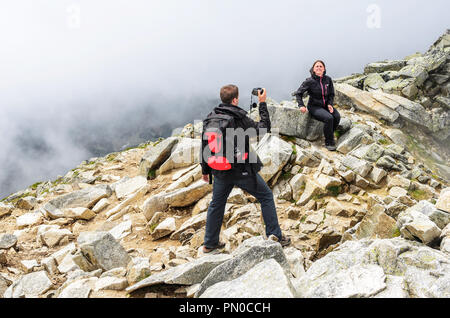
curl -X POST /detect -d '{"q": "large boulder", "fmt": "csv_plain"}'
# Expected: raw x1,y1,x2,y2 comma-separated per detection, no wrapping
336,127,373,154
296,238,450,298
196,236,290,297
199,259,297,298
164,179,212,208
157,138,201,174
264,103,324,141
397,208,442,246
335,83,400,123
139,137,179,177
126,253,231,294
255,134,293,182
4,271,53,298
436,188,450,213
43,184,112,214
74,232,131,272
364,60,407,74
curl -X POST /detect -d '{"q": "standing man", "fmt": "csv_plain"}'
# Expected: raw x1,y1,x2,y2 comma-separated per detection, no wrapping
200,84,290,253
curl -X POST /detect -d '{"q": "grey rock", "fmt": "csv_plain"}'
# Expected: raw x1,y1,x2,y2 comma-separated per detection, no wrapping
196,236,290,297
76,232,131,271
364,60,407,73
158,138,201,174
4,271,53,298
337,127,373,154
341,155,372,178
139,137,179,177
408,200,450,230
376,156,402,171
58,277,98,298
200,259,297,298
397,208,442,245
0,234,17,250
44,184,112,211
126,253,231,294
255,134,293,182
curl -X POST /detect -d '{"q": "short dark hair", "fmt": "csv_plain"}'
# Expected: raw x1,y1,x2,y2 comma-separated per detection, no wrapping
220,85,239,104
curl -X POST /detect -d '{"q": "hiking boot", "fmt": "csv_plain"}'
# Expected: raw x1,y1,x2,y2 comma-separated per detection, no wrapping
280,235,291,247
325,144,337,151
268,234,291,247
202,242,226,254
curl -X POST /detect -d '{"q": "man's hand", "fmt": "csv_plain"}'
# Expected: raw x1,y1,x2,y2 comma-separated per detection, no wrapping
257,88,267,103
328,105,334,113
202,174,209,183
300,106,307,113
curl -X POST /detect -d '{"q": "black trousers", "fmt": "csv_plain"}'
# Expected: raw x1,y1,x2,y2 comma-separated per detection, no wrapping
308,106,341,144
204,172,282,249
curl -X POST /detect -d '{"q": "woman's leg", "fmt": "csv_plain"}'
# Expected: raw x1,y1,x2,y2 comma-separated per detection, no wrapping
331,107,341,139
308,107,335,145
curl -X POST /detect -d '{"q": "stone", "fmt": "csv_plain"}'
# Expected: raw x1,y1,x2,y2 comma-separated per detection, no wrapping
92,198,110,213
39,228,74,248
227,188,247,204
389,187,408,198
170,212,207,240
369,167,387,184
384,129,407,146
289,174,307,202
397,209,441,245
151,217,176,240
126,254,231,294
387,175,411,189
4,271,53,298
114,176,148,200
354,204,398,240
355,175,370,189
164,179,212,208
284,247,306,278
196,237,291,297
41,257,58,276
16,196,37,210
76,232,131,271
44,184,112,211
364,60,406,73
337,127,373,154
297,180,325,206
20,260,39,273
363,73,386,91
0,234,17,250
0,203,13,218
350,143,384,162
58,277,98,298
127,257,151,285
199,259,297,298
158,138,201,174
141,192,168,221
16,212,43,228
108,220,132,240
334,83,400,123
341,155,372,178
407,200,450,230
94,276,128,291
255,134,293,182
139,137,179,177
296,238,450,298
264,103,324,140
62,207,96,220
436,188,450,213
376,156,401,171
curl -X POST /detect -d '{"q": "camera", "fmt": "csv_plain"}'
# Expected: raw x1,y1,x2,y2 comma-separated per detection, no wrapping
251,88,264,96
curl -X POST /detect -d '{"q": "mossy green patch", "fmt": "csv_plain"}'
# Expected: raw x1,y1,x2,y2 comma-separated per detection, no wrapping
147,169,157,180
408,189,429,201
327,185,341,197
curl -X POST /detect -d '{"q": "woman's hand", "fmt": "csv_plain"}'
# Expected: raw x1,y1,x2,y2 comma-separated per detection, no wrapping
328,105,334,113
300,106,307,113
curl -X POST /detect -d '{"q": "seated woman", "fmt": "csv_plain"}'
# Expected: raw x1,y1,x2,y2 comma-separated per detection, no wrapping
294,60,341,151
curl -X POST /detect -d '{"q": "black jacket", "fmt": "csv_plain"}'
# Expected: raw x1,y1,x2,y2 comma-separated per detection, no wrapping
200,102,270,178
294,70,335,109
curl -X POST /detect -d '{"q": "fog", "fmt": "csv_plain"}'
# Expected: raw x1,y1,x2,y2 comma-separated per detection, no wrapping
0,0,449,198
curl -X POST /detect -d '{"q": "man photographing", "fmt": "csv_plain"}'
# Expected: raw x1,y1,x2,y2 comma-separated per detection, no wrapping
200,84,290,253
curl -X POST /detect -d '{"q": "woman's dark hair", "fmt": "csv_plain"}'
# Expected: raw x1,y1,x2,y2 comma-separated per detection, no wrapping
310,60,326,76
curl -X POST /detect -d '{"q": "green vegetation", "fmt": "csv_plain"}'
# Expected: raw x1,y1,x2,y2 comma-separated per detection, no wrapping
300,215,307,223
147,169,156,180
334,130,341,139
30,182,43,190
392,227,401,238
327,185,341,197
408,189,429,201
378,138,390,145
291,144,297,156
106,153,118,162
281,171,293,181
148,223,158,233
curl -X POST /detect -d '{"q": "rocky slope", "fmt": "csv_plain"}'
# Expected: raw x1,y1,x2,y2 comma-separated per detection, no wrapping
1,31,450,298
